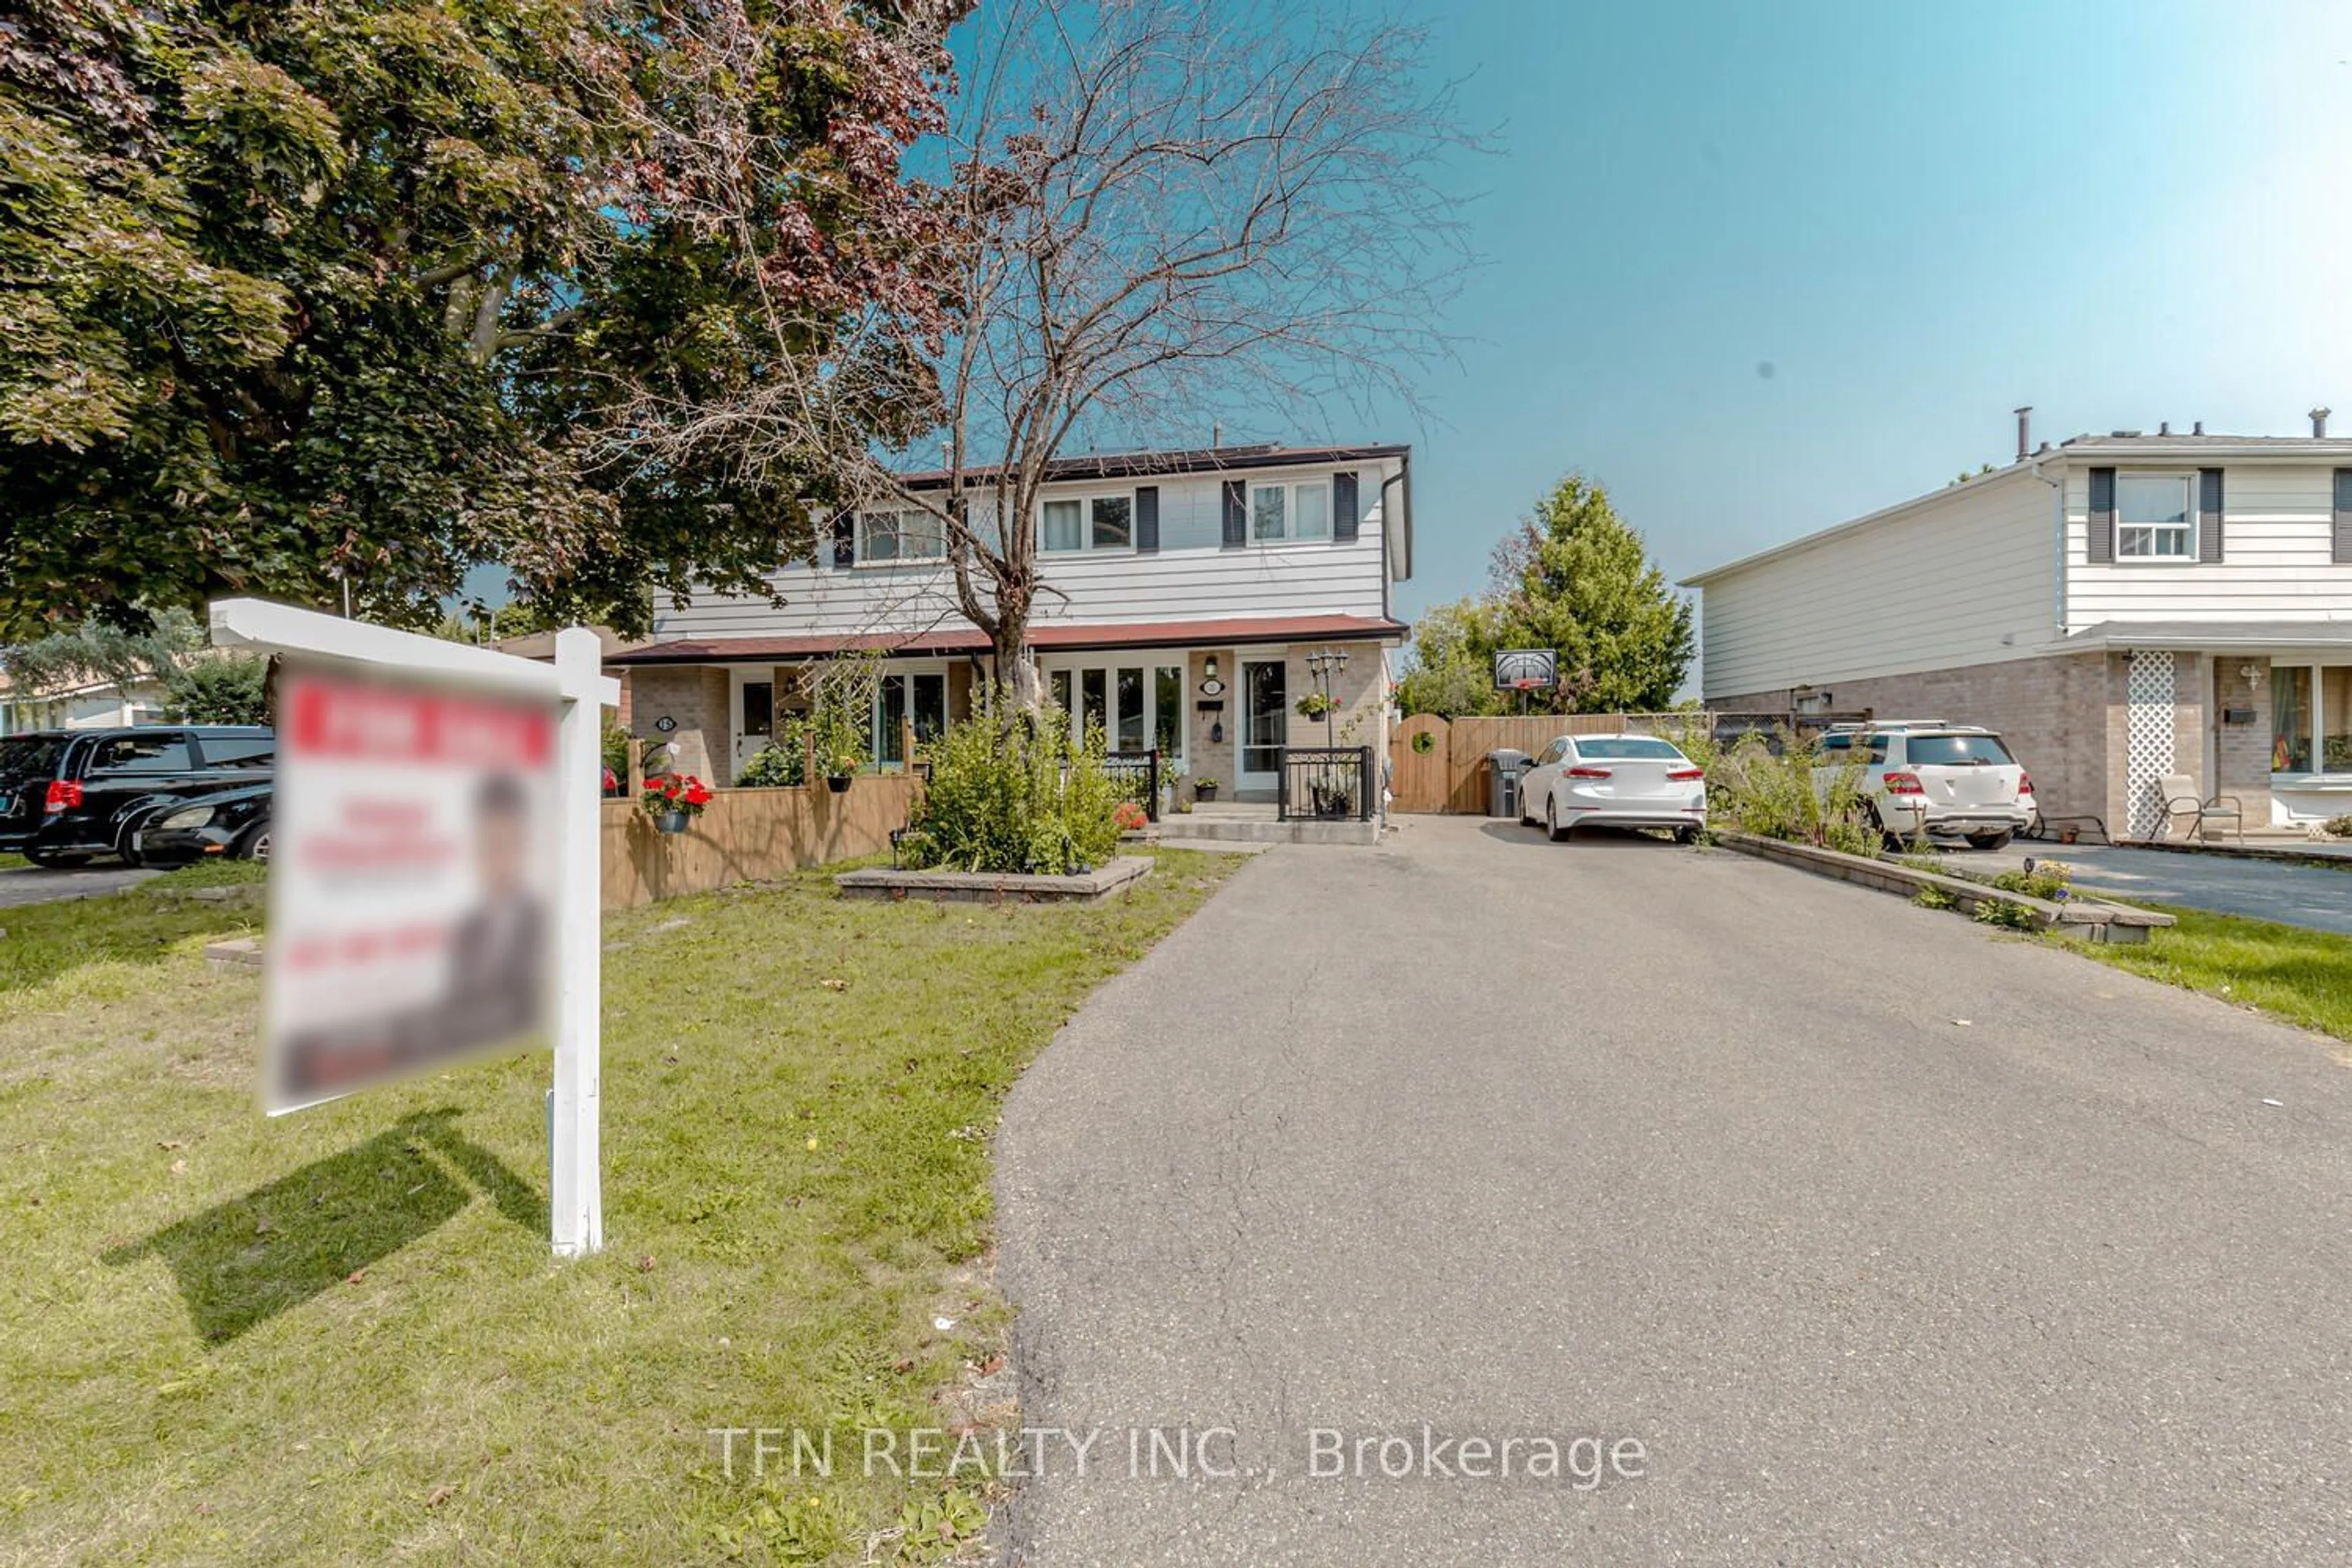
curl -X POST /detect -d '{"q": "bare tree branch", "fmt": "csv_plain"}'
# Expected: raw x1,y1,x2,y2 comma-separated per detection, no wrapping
600,0,1480,705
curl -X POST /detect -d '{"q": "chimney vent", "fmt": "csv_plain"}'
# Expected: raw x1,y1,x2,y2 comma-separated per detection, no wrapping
1211,423,1221,450
2014,406,2032,462
2193,420,2204,435
2313,407,2332,439
2158,420,2171,436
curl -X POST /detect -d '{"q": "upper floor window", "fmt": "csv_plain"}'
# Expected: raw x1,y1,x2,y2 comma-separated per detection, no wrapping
1251,480,1331,543
1042,495,1133,552
857,509,945,565
2116,474,2193,560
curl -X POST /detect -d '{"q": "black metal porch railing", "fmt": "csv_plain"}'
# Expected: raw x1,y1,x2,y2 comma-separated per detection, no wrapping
1277,746,1375,822
1104,749,1161,821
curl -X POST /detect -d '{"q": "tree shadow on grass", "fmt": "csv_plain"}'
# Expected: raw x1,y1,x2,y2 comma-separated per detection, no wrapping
102,1107,546,1342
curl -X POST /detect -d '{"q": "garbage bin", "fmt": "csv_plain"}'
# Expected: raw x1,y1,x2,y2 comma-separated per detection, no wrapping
1487,748,1532,818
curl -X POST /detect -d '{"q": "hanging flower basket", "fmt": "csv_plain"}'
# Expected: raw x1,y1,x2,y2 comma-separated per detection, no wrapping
641,772,712,834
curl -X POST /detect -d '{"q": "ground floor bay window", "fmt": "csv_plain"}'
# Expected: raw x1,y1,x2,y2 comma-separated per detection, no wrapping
2269,662,2352,821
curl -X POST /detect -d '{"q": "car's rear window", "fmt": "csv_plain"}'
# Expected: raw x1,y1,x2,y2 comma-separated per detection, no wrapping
1904,734,2015,766
1574,737,1684,761
0,736,64,778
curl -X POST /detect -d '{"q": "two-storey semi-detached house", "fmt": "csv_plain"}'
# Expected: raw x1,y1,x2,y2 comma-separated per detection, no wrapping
1684,418,2352,837
609,443,1414,801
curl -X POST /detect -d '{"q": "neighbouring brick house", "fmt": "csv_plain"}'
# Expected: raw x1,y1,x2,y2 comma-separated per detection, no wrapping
1684,412,2352,837
607,444,1415,805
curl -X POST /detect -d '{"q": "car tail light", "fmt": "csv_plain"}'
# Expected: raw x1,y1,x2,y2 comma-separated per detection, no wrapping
1882,771,1924,795
2018,771,2035,798
1565,766,1613,778
43,779,82,813
1666,767,1704,782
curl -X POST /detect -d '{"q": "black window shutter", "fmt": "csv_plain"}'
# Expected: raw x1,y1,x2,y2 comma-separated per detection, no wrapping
2197,469,2223,563
2335,470,2352,564
830,511,856,569
1135,486,1159,554
2087,467,2116,564
1333,472,1359,542
1221,480,1246,548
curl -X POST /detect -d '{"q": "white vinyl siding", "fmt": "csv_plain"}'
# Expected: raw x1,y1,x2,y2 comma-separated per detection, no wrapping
649,458,1403,641
2067,463,2352,622
1694,469,2058,698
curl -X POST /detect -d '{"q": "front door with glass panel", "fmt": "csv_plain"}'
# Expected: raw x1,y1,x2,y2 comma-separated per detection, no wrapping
1240,658,1286,793
732,673,775,776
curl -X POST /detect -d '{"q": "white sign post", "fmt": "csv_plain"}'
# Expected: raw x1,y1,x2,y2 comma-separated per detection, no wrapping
211,599,619,1258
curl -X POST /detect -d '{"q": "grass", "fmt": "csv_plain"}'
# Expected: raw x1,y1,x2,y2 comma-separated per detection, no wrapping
0,850,1239,1565
2052,902,2352,1048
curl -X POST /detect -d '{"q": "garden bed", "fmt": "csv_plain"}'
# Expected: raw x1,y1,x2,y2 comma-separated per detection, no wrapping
835,854,1154,903
1712,831,2174,943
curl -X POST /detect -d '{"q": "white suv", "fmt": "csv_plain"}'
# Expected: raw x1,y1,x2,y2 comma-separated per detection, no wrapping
1814,722,2037,850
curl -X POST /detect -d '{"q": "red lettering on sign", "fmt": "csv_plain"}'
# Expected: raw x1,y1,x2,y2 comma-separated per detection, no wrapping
286,674,552,766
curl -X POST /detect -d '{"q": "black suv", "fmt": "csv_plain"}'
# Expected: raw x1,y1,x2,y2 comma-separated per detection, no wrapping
0,726,275,867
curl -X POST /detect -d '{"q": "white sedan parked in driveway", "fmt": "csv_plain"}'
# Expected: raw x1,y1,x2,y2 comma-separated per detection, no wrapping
1517,733,1707,843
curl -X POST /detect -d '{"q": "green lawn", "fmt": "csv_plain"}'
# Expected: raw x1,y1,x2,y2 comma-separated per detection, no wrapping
2053,902,2352,1048
0,850,1238,1565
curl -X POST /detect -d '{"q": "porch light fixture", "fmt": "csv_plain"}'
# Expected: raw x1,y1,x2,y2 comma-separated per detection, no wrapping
1203,655,1219,681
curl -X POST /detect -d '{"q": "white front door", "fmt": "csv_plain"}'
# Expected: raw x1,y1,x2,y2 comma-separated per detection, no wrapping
1239,658,1287,794
731,671,775,777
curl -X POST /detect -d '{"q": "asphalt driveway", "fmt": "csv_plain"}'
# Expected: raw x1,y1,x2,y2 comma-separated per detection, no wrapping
1971,841,2352,934
0,862,155,908
994,816,2352,1566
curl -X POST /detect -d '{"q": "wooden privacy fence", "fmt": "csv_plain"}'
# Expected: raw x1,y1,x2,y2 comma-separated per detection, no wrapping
601,777,921,909
1387,712,1707,814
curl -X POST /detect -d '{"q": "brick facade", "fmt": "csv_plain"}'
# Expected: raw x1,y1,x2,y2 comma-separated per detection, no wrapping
629,665,731,782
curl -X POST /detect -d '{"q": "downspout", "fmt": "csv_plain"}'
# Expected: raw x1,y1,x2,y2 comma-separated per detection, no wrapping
1375,459,1412,829
2030,451,2066,637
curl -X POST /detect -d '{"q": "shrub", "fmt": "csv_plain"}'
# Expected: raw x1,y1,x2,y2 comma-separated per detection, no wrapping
736,718,810,788
2324,815,2352,840
1681,724,1877,851
1912,883,1958,911
900,693,1121,875
1989,859,2072,902
1972,898,2038,930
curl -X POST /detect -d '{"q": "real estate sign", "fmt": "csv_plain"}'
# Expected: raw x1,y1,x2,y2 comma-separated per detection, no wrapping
263,662,559,1115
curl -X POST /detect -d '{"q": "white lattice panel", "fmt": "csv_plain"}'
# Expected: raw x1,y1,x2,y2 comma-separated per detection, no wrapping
2124,650,2176,838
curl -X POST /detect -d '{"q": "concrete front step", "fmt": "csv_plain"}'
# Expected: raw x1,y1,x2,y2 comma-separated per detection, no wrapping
1157,814,1381,846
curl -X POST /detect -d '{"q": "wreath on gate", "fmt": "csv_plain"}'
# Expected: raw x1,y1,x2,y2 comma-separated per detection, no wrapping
1411,729,1437,755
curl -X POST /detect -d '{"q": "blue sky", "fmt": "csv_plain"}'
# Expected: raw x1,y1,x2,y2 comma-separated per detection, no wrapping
1359,0,2352,621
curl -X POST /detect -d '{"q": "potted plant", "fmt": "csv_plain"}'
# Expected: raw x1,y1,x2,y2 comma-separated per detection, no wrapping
641,772,712,834
1294,692,1337,720
1309,773,1354,818
1191,775,1219,802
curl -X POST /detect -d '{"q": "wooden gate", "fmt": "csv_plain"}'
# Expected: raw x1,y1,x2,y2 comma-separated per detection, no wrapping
1387,713,1453,813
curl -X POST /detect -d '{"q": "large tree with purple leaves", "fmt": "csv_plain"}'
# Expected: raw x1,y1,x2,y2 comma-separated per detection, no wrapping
0,0,965,637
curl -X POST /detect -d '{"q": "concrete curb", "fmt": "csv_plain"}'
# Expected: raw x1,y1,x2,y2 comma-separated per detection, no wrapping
1711,831,2174,944
834,854,1154,904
